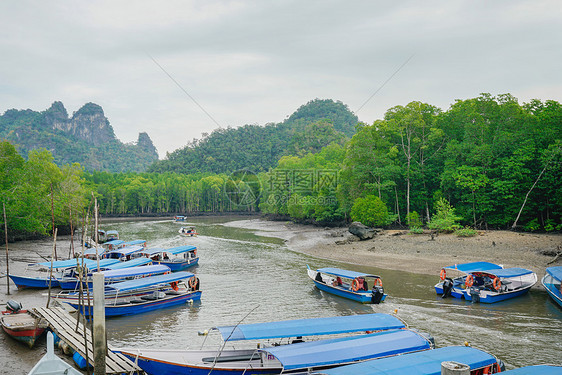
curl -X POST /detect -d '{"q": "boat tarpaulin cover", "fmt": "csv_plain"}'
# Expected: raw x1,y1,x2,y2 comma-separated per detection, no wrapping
315,346,497,375
479,268,534,278
35,258,119,269
106,245,144,256
546,266,562,281
262,329,430,370
500,365,562,374
104,240,125,246
217,313,405,341
108,271,193,292
101,264,170,278
124,240,146,246
443,262,502,273
166,245,197,255
102,257,152,270
140,248,165,256
316,268,378,279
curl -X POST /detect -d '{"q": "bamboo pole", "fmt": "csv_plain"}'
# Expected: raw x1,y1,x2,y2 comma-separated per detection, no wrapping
3,203,10,295
46,228,57,308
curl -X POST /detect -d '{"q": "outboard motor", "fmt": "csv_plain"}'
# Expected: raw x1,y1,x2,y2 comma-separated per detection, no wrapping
441,277,454,298
6,300,22,313
469,286,480,303
371,285,385,304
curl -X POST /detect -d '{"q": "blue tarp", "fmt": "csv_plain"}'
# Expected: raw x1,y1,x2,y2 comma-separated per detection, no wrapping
124,240,146,246
478,267,534,278
106,245,145,257
104,240,125,247
315,346,497,375
101,257,153,270
501,365,562,374
166,245,197,255
546,266,562,281
217,314,405,341
443,262,503,273
100,264,170,279
263,329,430,370
107,271,193,292
36,259,97,269
316,267,379,279
96,259,121,268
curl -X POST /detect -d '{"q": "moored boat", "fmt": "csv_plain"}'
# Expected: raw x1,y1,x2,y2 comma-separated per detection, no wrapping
117,313,432,375
542,266,562,308
307,265,386,304
1,301,48,348
314,345,505,375
434,262,503,299
462,267,537,303
137,245,199,271
53,271,201,317
501,365,562,374
103,245,145,261
27,332,82,375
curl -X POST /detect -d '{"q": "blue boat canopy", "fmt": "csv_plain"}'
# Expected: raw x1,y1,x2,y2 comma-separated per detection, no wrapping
476,267,534,278
106,245,145,257
165,245,197,255
124,240,146,246
36,259,97,269
316,267,379,279
443,262,503,273
262,329,430,370
101,257,152,270
96,259,121,269
216,313,405,341
83,247,107,257
500,365,562,374
546,266,562,281
315,346,497,375
104,240,125,247
100,264,170,279
106,230,118,235
107,271,193,292
139,248,165,256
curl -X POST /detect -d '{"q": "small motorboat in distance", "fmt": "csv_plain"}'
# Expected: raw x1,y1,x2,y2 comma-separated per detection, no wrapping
1,301,48,348
462,267,537,303
314,345,505,375
542,266,562,308
307,265,386,304
179,226,198,236
435,262,503,299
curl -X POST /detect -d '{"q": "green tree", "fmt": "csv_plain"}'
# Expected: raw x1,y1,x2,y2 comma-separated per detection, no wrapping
350,195,390,227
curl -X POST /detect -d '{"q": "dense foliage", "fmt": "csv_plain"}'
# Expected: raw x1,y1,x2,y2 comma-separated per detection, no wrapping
0,102,159,173
149,99,356,174
1,94,560,240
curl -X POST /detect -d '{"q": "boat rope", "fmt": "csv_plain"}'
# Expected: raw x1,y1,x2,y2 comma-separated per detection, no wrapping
207,305,260,375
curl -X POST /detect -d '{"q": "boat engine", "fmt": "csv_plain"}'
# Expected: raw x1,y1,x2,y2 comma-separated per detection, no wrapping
371,285,385,304
441,277,454,298
469,286,481,303
6,300,22,313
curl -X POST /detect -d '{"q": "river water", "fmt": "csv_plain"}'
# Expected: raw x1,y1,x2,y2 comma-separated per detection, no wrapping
1,217,560,373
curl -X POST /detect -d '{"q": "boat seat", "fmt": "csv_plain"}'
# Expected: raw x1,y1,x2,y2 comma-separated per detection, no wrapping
130,299,145,304
140,296,158,301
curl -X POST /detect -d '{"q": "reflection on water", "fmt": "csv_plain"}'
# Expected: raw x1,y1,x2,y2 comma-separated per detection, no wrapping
2,217,561,370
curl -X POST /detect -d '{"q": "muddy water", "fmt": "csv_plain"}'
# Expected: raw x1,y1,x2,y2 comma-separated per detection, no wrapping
1,217,560,373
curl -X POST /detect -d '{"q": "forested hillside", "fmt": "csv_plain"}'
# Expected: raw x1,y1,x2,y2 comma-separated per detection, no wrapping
0,101,159,172
1,94,560,241
148,99,357,174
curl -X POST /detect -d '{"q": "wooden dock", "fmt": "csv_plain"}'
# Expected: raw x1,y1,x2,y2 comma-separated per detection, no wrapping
34,307,143,374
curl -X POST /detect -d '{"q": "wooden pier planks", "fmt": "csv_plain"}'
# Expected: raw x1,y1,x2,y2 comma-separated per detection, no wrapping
33,307,142,374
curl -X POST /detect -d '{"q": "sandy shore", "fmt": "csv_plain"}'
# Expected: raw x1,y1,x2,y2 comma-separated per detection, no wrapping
225,219,562,283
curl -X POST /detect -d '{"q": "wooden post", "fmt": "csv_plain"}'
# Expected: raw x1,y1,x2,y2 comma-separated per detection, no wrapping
441,361,470,375
3,203,9,295
46,228,57,308
92,272,106,375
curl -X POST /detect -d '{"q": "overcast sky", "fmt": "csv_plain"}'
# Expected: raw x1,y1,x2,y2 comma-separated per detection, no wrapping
1,1,560,158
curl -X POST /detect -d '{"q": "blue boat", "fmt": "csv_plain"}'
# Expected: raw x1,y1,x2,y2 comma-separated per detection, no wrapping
462,267,537,303
138,245,199,271
542,266,562,308
105,230,119,241
174,215,186,222
307,265,386,304
103,245,145,261
53,271,201,317
501,365,562,374
314,346,504,375
434,262,503,299
8,258,119,289
57,258,157,290
123,239,147,248
117,313,430,375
